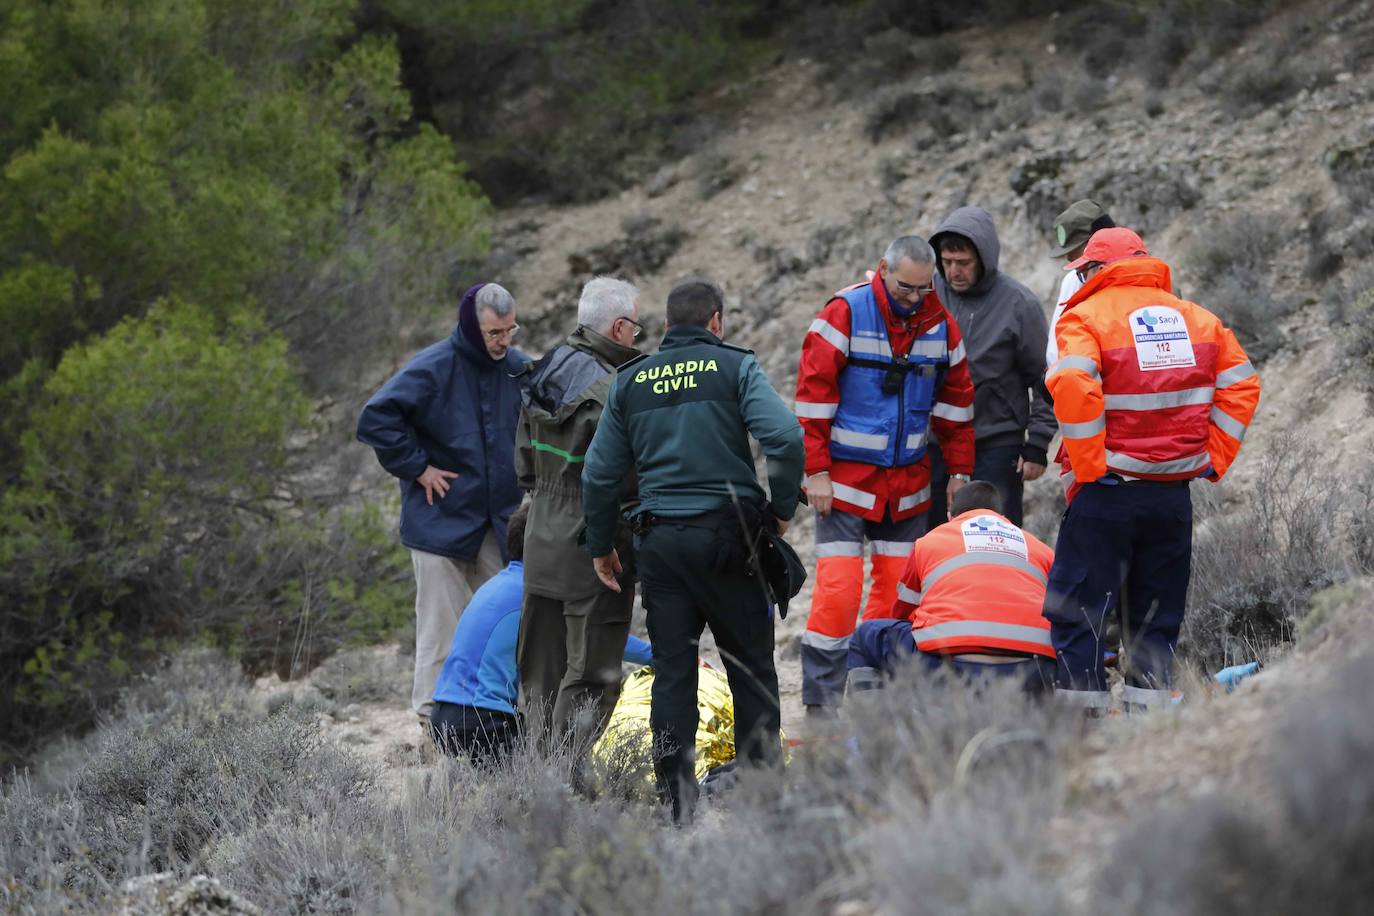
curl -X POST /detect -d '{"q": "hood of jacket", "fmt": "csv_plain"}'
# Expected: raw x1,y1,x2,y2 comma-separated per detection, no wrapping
524,326,638,421
931,206,1001,298
1063,256,1174,311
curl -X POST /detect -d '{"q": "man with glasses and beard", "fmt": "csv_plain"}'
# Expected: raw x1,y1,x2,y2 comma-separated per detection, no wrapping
358,282,529,729
794,236,976,716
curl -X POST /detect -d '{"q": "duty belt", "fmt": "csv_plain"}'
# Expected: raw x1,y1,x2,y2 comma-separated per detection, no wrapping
631,507,736,535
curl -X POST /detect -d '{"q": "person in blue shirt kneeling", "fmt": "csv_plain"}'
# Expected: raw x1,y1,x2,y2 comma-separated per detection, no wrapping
430,502,652,764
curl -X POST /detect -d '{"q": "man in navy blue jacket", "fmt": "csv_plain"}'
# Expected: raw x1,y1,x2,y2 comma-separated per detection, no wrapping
358,282,530,723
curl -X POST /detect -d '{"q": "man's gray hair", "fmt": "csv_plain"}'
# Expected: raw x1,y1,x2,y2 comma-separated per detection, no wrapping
883,236,936,268
577,276,638,333
476,283,515,317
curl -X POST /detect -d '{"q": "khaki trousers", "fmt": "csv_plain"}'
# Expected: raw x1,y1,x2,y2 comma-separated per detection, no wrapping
410,529,503,717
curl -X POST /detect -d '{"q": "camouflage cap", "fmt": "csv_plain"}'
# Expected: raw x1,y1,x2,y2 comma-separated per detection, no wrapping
1048,199,1111,258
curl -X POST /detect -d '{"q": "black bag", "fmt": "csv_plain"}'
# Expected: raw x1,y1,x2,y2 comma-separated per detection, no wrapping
753,509,807,620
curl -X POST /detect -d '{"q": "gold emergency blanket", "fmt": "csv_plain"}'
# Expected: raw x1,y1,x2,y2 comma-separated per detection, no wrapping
593,663,736,781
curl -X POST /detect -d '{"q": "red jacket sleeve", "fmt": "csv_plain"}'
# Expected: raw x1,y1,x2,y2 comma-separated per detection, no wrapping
794,297,852,476
930,307,976,475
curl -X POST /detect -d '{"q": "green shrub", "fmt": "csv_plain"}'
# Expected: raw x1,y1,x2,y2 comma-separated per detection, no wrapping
375,0,766,203
0,301,414,762
0,0,488,762
0,5,491,391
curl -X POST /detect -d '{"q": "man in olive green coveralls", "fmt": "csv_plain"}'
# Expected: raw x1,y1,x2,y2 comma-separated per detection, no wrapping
582,279,805,823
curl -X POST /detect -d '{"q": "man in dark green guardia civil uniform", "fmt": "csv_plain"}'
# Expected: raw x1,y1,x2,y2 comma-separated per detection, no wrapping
582,279,805,823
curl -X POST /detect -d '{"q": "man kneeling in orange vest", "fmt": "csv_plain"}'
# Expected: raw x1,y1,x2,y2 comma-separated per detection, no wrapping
846,480,1056,693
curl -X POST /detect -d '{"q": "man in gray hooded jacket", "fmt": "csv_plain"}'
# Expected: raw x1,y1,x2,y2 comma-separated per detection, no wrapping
927,206,1056,527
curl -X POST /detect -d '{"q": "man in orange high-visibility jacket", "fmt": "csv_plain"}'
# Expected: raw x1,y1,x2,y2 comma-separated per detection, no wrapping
846,481,1056,692
1042,228,1261,711
794,235,976,712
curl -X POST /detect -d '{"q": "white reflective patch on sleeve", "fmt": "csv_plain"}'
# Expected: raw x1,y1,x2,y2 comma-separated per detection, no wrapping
931,402,974,422
1210,406,1248,441
809,318,849,355
1215,360,1256,388
1060,415,1106,439
795,400,840,419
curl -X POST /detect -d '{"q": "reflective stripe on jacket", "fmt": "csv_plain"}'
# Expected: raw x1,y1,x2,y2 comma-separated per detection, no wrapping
794,272,976,522
1046,256,1260,497
829,284,948,467
891,510,1055,659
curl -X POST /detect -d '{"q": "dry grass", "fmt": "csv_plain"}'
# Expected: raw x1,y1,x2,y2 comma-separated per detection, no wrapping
3,652,1081,915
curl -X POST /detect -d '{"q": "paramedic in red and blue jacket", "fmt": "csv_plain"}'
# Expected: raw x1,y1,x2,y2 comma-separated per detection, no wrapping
793,235,976,714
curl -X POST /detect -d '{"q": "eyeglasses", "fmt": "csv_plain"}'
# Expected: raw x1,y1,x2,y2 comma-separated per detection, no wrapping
483,323,520,342
892,278,935,296
618,316,644,339
1075,262,1103,283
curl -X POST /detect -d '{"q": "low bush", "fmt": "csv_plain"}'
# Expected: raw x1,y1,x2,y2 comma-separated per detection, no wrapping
1103,644,1374,914
1342,285,1374,400
1184,434,1374,668
376,0,766,203
0,301,414,763
1181,208,1293,360
311,647,410,708
1328,138,1374,209
0,652,378,911
864,82,981,143
3,656,1081,914
565,215,689,280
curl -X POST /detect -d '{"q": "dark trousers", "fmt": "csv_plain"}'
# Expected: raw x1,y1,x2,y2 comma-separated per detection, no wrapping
1042,481,1193,692
928,441,1025,526
637,521,781,823
847,618,1054,693
516,589,634,751
430,701,521,766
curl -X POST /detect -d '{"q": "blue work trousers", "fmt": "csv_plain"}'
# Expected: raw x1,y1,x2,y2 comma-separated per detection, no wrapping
847,618,1052,691
1042,481,1192,693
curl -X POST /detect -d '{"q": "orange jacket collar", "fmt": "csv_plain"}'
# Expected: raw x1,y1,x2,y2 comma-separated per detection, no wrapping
1063,256,1174,311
